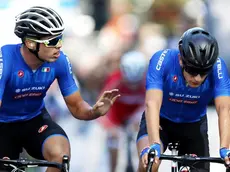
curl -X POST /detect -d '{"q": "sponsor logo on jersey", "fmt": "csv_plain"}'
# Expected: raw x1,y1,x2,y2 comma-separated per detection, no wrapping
31,86,46,90
168,98,198,104
216,58,223,79
170,93,200,99
38,125,48,133
17,70,24,78
15,89,21,93
41,67,50,72
156,49,168,71
14,92,43,99
66,56,72,74
169,92,174,96
168,92,200,104
15,86,46,93
173,75,178,82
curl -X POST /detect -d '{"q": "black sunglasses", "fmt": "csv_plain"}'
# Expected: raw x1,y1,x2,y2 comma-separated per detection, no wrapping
183,65,212,77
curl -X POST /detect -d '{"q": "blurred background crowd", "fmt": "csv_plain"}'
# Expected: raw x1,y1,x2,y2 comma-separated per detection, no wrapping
1,0,230,171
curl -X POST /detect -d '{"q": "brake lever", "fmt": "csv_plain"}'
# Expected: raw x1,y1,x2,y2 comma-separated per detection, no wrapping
62,155,69,172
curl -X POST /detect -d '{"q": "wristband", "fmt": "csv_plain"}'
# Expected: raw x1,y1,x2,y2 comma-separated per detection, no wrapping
140,147,150,159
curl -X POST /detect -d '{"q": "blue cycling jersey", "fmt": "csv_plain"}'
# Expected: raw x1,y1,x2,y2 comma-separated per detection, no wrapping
0,44,78,122
146,49,230,123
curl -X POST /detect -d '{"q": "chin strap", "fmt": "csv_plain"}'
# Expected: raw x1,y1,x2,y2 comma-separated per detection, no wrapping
28,43,45,62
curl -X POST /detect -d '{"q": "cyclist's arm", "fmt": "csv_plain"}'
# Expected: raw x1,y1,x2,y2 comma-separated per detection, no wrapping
57,54,99,120
0,47,11,106
214,96,230,148
64,91,99,120
145,50,168,144
145,89,163,144
213,58,230,148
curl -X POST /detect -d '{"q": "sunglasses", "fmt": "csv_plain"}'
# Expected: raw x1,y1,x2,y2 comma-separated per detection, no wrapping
184,65,212,77
27,35,63,48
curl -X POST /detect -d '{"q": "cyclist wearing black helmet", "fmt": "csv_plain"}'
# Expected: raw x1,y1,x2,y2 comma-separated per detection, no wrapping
136,27,230,172
179,27,219,80
0,6,120,172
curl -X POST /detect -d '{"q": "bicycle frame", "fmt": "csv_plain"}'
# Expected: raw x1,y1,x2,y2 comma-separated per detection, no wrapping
0,155,69,172
147,152,225,172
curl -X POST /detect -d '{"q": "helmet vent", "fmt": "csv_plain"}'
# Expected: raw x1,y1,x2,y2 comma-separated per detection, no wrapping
192,30,200,35
40,20,51,28
201,31,209,36
30,16,38,21
14,6,65,38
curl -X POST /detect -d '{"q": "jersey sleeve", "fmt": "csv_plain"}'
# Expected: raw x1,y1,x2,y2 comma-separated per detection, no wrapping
0,47,11,100
146,49,169,91
56,53,79,97
213,57,230,98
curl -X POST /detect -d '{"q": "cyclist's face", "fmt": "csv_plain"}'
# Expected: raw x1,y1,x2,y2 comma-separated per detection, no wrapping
39,35,62,62
183,70,207,87
27,35,62,62
179,56,207,88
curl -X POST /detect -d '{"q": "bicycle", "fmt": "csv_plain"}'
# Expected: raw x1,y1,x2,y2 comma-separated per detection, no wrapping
147,142,225,172
0,155,69,172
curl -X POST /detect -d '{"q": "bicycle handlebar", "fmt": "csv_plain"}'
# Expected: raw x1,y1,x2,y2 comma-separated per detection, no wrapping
0,155,69,172
147,151,224,172
160,154,224,164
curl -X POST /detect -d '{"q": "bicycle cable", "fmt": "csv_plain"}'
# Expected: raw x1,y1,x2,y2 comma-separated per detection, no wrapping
4,163,25,172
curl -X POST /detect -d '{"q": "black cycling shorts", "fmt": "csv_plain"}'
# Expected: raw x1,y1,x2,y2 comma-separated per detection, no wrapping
0,108,68,161
137,111,210,172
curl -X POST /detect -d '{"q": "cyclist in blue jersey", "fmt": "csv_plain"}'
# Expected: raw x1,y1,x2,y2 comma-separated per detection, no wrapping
0,6,120,172
136,27,230,172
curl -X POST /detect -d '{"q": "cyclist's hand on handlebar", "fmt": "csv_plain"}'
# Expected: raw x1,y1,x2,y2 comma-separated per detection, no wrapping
149,143,161,164
140,147,150,168
140,143,161,168
220,147,230,167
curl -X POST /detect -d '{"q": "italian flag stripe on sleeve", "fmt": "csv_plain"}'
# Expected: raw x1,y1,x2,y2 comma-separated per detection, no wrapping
42,67,50,72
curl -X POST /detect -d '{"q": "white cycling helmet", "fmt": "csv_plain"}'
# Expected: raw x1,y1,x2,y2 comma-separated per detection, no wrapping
14,6,64,38
120,51,147,83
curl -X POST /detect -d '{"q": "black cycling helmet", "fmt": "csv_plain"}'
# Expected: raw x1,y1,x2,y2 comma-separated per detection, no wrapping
178,27,219,74
14,6,64,38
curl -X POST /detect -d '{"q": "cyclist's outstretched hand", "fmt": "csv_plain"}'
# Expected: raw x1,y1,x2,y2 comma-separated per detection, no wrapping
220,147,230,167
92,89,120,116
